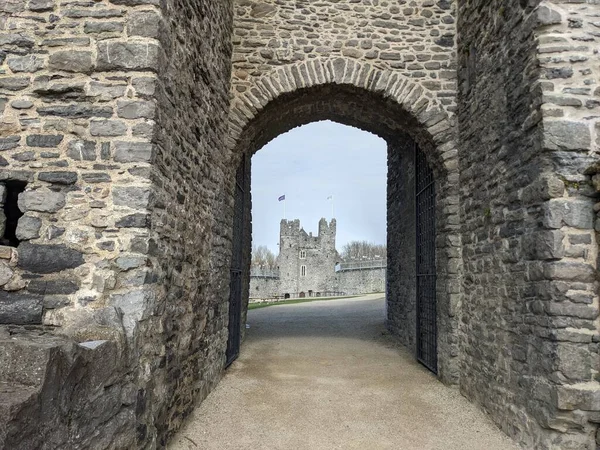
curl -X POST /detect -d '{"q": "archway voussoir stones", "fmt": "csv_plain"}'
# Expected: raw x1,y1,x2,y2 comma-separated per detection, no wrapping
342,59,358,85
229,59,458,164
308,60,325,85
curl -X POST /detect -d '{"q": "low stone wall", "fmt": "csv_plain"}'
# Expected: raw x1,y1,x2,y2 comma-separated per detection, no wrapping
249,276,280,299
249,266,386,299
335,267,386,296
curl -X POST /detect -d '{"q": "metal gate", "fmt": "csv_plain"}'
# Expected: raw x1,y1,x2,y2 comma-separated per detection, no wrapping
415,145,437,374
226,155,246,367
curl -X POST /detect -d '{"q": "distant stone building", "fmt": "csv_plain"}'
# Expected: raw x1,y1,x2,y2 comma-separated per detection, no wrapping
278,218,339,298
250,218,386,299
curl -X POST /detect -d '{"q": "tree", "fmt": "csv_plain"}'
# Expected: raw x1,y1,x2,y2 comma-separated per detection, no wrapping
251,245,277,269
340,241,386,261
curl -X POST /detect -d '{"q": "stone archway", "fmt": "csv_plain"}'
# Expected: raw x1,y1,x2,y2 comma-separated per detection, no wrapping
226,58,462,384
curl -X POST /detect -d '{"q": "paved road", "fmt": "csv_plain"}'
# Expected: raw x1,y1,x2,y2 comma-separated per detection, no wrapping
169,295,518,450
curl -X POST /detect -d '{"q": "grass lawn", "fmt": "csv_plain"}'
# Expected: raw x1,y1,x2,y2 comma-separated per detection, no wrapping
248,294,368,310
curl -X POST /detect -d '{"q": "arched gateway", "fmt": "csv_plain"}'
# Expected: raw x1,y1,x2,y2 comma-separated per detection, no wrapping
225,58,461,385
0,1,598,449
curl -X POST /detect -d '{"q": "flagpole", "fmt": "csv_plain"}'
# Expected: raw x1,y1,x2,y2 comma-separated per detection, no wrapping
284,198,286,220
331,195,334,218
327,195,334,218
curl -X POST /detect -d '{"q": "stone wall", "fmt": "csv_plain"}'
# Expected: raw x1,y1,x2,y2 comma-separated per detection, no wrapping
249,274,280,299
138,0,234,446
457,0,599,448
386,137,418,356
231,0,457,115
0,0,235,448
536,1,600,447
334,266,386,295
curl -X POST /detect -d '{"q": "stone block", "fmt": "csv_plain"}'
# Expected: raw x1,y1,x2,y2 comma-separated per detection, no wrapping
0,136,21,151
116,100,155,119
115,213,149,228
67,140,96,161
96,41,159,71
17,242,85,274
113,186,152,209
87,81,127,100
26,134,63,148
544,261,596,283
38,105,113,119
132,77,156,97
109,0,159,5
556,383,600,411
48,51,94,73
0,76,29,91
546,300,598,320
0,291,43,324
114,142,154,163
84,22,125,35
115,256,146,270
0,260,13,285
82,173,111,184
7,55,45,73
523,230,564,260
556,344,592,381
38,171,78,185
90,120,127,137
11,99,33,109
544,121,591,151
0,246,12,259
15,216,41,241
109,289,150,336
127,10,160,38
63,8,124,18
0,34,34,48
18,189,65,213
536,5,562,26
543,199,594,230
132,123,154,139
250,3,276,17
27,279,79,295
28,0,54,11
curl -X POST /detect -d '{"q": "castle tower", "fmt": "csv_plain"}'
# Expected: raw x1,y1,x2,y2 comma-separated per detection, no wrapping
277,218,339,298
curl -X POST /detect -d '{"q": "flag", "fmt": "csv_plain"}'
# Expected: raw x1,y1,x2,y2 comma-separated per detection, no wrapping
327,195,333,200
278,195,285,201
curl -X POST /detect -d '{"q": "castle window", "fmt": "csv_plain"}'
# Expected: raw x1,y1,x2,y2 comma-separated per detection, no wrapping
1,181,26,248
301,265,306,277
299,250,306,259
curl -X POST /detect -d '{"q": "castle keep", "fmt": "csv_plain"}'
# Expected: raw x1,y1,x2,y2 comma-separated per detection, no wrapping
1,1,599,449
278,218,338,298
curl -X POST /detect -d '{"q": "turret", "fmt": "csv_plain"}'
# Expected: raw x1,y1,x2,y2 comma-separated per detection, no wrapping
318,218,336,251
280,219,301,236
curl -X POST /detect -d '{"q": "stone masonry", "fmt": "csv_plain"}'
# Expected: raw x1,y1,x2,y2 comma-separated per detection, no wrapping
0,0,598,449
278,218,339,298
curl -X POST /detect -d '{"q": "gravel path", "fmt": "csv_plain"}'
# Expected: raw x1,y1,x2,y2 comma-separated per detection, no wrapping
168,295,518,450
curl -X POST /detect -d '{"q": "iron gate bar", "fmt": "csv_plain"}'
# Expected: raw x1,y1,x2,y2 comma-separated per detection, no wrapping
226,155,246,367
415,142,438,374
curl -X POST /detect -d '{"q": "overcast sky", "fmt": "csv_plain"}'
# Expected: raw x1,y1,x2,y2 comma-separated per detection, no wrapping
251,121,387,254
